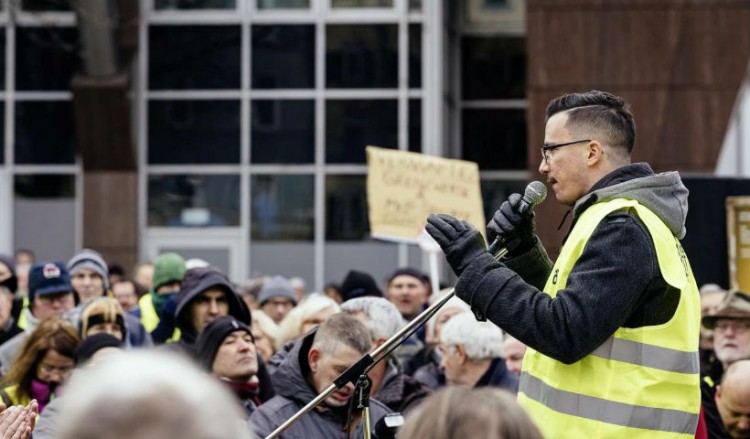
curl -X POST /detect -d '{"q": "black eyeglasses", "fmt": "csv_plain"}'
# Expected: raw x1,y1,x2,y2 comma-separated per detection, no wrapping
540,139,591,164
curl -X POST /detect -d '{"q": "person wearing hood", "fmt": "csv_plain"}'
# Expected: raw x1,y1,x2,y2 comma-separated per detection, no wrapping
249,313,391,438
426,90,701,439
0,255,22,346
65,249,151,348
169,266,249,357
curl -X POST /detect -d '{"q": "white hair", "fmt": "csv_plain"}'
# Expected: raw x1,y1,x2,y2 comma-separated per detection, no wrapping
440,311,504,361
427,295,471,341
276,293,339,349
57,351,254,439
340,296,405,340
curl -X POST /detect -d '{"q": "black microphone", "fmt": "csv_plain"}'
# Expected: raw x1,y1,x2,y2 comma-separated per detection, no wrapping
487,181,548,258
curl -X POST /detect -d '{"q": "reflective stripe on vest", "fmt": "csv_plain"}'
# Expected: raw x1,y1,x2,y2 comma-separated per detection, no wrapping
518,198,700,439
591,336,699,375
521,373,698,434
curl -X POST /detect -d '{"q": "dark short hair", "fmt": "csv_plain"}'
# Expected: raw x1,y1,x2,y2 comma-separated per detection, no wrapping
546,90,636,155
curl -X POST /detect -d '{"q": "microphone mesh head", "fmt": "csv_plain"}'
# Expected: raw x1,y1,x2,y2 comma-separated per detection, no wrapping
525,181,548,207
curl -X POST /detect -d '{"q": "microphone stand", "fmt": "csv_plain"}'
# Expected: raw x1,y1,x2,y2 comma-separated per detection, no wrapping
264,246,511,439
264,284,464,439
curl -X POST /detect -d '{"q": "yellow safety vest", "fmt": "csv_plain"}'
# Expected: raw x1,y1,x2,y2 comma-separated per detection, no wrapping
0,385,31,407
17,297,30,330
138,294,180,342
518,198,700,438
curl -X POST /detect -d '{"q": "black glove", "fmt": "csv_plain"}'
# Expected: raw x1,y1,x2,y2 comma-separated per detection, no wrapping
486,193,536,256
151,295,178,344
425,214,487,276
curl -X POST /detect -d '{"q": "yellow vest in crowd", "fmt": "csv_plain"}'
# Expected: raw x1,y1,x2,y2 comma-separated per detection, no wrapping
139,293,180,342
518,198,701,438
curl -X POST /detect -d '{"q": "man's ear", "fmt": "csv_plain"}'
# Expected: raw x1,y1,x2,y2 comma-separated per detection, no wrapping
714,384,722,405
308,347,321,374
455,344,468,365
587,140,604,165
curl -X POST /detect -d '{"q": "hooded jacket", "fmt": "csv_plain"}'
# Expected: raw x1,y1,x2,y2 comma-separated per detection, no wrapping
455,163,690,363
249,331,390,439
170,267,248,357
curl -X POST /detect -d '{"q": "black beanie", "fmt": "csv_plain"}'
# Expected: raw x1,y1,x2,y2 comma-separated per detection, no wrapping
74,333,123,365
194,315,253,373
340,270,383,302
386,267,429,285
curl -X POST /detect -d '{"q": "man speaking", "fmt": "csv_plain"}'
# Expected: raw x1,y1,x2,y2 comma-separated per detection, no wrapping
426,90,701,438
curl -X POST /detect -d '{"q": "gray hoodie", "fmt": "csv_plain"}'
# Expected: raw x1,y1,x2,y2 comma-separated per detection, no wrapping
249,331,390,439
456,163,691,364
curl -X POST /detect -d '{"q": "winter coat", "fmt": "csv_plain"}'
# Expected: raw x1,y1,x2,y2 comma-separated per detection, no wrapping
455,163,690,363
249,332,391,439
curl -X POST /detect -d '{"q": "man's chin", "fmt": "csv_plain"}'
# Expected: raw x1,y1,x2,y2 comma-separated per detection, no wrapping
325,396,350,408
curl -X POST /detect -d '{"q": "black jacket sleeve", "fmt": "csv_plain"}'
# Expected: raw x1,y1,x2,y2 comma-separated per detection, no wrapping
455,211,668,364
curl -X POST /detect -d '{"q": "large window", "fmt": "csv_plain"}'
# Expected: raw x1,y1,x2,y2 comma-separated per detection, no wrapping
144,0,425,288
0,5,80,259
453,1,529,235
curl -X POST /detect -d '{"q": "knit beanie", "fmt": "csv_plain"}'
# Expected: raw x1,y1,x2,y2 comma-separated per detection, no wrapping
257,276,297,306
67,249,110,290
194,315,253,372
340,270,383,302
386,267,429,286
152,253,187,292
74,333,123,366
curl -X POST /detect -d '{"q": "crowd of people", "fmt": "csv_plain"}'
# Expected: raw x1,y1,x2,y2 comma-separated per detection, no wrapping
1,90,749,438
1,246,746,438
0,248,533,438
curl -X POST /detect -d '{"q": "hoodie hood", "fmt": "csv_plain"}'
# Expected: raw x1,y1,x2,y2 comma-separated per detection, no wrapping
573,163,689,239
175,267,249,343
271,330,318,404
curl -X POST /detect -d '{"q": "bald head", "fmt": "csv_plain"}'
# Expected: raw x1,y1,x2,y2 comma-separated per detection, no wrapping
716,360,750,438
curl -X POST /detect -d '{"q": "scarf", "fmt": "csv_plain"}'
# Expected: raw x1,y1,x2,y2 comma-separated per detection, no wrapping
30,378,56,413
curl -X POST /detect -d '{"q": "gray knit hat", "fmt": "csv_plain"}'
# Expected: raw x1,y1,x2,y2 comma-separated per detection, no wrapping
67,249,110,290
258,276,297,306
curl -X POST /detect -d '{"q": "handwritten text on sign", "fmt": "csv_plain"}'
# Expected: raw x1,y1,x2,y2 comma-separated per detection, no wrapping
366,146,485,242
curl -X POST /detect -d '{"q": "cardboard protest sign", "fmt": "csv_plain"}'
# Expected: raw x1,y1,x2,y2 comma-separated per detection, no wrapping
727,196,750,291
366,146,485,242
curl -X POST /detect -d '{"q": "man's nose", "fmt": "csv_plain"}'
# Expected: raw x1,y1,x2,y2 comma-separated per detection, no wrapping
209,300,219,314
539,159,550,174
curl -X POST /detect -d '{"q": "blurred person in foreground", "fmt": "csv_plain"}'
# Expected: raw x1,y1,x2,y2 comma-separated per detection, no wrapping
426,90,701,438
56,350,254,439
397,386,542,439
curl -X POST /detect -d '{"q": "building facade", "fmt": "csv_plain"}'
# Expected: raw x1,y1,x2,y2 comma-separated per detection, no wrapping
0,0,748,290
